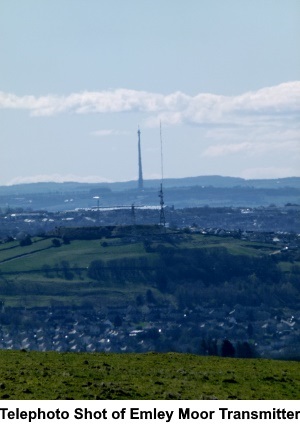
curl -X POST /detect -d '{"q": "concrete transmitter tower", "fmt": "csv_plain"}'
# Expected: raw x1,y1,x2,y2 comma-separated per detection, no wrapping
137,127,144,190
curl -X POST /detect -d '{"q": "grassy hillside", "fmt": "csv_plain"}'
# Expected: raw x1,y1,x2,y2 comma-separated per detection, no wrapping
0,228,290,308
0,350,299,400
0,227,299,309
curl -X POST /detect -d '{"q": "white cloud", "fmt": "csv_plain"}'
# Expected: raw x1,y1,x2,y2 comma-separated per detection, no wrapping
1,82,299,168
202,121,300,159
203,142,253,157
1,82,299,124
0,89,166,117
6,174,114,186
90,129,129,137
241,167,299,180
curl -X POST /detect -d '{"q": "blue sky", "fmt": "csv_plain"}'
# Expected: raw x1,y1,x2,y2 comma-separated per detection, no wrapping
0,0,299,185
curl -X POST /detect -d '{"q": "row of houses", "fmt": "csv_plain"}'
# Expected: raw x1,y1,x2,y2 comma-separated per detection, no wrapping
1,205,300,241
0,303,299,359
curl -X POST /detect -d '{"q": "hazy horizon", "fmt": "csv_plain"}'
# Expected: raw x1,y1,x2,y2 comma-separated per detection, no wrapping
2,173,300,189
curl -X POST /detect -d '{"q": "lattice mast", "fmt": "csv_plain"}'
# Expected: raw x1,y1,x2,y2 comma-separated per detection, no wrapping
137,127,144,190
159,122,166,227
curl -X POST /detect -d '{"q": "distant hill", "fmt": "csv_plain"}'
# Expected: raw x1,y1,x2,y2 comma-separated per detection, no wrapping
145,176,300,190
1,175,300,195
0,176,300,210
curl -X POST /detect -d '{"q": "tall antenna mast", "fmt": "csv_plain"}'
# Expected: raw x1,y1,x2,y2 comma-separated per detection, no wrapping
137,127,144,190
160,121,164,183
159,121,166,227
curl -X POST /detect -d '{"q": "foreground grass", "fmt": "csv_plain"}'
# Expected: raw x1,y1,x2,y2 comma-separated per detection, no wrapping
0,350,299,400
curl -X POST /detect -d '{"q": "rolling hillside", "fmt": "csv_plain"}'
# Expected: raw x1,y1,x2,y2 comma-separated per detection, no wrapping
0,226,291,308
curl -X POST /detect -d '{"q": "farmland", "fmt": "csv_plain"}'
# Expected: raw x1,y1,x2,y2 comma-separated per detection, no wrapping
0,226,294,308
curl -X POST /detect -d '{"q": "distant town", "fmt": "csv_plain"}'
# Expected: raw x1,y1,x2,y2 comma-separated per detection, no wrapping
0,295,299,360
1,204,300,242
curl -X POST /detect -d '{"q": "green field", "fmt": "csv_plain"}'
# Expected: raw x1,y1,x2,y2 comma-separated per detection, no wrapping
0,350,299,400
0,234,156,307
0,238,145,271
0,230,282,277
0,228,298,309
0,231,280,271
